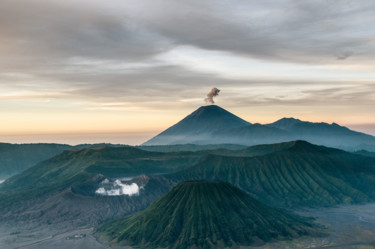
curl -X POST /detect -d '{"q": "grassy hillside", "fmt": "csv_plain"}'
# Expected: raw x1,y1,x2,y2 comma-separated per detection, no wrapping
0,146,202,202
171,141,375,208
2,140,375,226
0,141,286,201
354,150,375,158
0,143,72,179
97,181,320,249
0,142,127,180
138,143,246,152
0,144,262,215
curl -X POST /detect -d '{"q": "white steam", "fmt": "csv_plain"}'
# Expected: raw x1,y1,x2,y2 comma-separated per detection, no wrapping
0,180,4,184
205,87,220,104
95,179,141,196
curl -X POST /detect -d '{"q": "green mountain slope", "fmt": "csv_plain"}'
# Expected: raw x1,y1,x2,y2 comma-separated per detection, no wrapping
354,150,375,158
171,141,375,208
0,145,251,223
0,146,201,202
2,141,375,226
0,142,280,202
216,123,292,145
98,181,320,249
0,174,175,225
0,142,128,180
223,139,299,157
0,143,72,179
138,143,246,152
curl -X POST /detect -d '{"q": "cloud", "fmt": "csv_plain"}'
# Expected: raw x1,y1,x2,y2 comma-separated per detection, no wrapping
336,52,353,60
0,0,374,111
130,0,375,64
1,61,374,111
0,0,170,68
1,0,375,68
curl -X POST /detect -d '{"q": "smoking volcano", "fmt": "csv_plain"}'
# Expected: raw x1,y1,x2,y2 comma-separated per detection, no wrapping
143,105,250,145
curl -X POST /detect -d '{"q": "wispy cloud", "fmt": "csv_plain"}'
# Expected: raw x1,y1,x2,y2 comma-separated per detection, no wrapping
0,0,374,136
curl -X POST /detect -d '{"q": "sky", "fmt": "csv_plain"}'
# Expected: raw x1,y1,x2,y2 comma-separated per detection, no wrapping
1,0,374,145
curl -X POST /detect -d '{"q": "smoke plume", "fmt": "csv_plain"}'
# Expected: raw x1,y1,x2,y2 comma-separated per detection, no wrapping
205,88,220,104
95,178,141,196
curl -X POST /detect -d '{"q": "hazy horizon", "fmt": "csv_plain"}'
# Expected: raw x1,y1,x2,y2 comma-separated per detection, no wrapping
1,109,374,145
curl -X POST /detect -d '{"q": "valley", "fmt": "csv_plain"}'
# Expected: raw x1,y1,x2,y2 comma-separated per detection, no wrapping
1,203,375,249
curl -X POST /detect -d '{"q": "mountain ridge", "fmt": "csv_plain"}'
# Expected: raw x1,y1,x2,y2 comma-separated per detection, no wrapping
143,105,375,151
170,141,375,208
1,140,375,227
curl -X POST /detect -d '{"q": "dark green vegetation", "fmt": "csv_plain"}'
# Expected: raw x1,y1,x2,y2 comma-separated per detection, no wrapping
98,181,320,249
1,140,375,232
171,141,375,208
0,143,72,179
354,150,375,158
0,142,291,204
138,143,246,152
143,105,375,151
0,144,247,224
0,146,200,204
0,142,126,180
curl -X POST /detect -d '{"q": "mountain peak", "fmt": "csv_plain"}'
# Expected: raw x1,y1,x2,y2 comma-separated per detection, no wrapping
287,140,318,151
143,105,250,145
186,105,246,121
195,104,224,112
279,117,302,122
98,180,318,248
268,117,303,129
283,140,344,155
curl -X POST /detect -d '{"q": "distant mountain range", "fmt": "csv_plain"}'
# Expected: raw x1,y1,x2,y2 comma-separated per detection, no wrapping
97,181,320,249
0,143,72,180
143,105,375,151
1,105,373,180
0,143,126,180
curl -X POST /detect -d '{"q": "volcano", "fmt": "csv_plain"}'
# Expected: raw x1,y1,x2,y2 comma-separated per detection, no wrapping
97,181,319,249
143,105,250,145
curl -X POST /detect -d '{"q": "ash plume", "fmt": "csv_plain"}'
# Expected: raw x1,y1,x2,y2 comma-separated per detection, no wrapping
205,88,220,104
